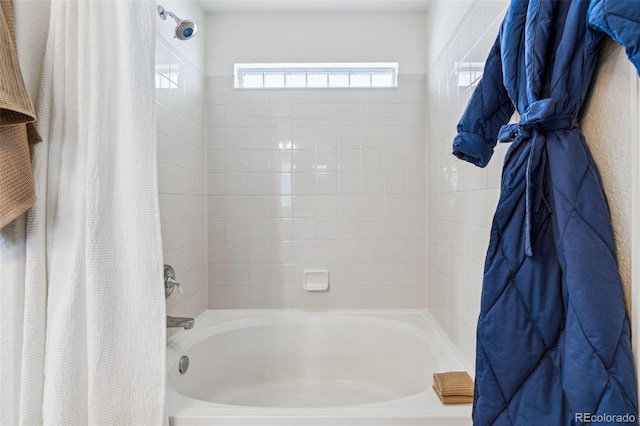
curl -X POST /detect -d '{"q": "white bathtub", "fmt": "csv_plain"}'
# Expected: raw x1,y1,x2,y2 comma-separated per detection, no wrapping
166,310,473,426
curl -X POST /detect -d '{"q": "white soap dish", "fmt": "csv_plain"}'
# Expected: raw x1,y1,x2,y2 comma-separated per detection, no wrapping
303,269,329,291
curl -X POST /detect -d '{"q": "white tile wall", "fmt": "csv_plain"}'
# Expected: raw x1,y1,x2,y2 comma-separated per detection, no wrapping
426,0,509,366
207,75,427,309
156,33,208,322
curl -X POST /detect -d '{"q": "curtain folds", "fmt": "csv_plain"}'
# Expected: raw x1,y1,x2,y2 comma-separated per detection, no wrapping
1,1,166,424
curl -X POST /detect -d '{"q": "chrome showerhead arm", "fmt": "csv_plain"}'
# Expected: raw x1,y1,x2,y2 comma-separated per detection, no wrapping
157,5,181,24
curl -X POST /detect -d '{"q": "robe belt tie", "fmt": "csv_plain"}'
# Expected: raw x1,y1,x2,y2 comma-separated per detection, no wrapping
498,114,577,256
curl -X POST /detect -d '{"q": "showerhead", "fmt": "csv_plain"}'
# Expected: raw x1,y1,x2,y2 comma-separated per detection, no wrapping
174,19,197,40
157,5,198,41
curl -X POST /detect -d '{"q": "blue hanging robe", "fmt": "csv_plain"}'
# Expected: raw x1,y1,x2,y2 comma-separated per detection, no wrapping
452,0,640,424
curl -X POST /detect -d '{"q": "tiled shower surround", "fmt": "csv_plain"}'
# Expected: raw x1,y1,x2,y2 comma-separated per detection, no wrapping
426,0,510,364
156,33,208,320
206,75,427,309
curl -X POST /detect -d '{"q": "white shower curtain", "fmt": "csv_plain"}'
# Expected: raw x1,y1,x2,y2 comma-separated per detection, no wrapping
0,1,166,425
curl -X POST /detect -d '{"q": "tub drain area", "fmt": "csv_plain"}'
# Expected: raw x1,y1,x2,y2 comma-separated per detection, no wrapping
179,356,189,374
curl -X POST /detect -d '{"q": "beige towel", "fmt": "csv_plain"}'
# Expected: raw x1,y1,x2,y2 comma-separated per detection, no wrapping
433,371,474,404
0,0,42,229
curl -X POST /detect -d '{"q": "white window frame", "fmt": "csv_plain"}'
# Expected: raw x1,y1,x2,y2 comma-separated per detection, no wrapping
234,62,399,89
453,61,485,88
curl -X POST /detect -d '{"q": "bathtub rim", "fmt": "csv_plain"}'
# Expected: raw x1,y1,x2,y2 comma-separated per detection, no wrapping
166,309,473,422
167,308,473,371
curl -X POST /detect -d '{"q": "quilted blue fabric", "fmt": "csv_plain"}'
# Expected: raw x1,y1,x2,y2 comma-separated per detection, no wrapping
452,1,640,424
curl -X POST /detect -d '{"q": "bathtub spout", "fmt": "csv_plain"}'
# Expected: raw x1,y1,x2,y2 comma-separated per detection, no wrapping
167,315,194,330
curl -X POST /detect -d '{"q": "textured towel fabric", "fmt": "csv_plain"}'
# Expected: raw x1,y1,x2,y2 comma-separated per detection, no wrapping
0,0,41,229
433,371,474,404
433,371,474,397
432,388,474,405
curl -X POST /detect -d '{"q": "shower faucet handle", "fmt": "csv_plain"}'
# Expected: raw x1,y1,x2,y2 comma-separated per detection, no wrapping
167,277,183,294
164,264,183,298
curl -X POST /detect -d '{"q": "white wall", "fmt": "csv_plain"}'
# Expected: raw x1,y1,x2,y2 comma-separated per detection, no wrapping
156,2,208,325
424,1,472,68
205,11,427,309
207,77,427,309
206,12,426,76
425,0,509,369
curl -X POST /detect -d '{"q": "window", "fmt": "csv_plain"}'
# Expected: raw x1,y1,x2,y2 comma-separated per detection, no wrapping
454,61,485,88
234,63,398,89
